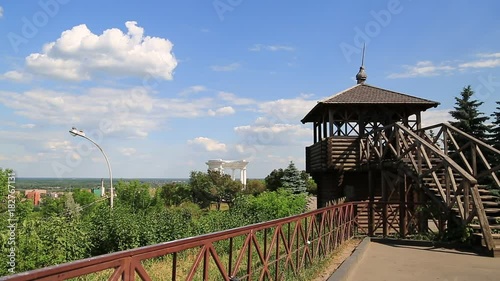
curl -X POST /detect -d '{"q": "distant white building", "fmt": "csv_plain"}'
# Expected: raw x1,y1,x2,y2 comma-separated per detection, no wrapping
206,159,249,188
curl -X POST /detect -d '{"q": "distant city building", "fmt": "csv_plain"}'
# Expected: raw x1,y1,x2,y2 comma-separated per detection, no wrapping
206,159,249,188
91,179,106,197
25,189,46,206
48,192,62,198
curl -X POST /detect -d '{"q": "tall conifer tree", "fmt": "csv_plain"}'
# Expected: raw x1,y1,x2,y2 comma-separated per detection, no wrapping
449,85,491,141
490,101,500,165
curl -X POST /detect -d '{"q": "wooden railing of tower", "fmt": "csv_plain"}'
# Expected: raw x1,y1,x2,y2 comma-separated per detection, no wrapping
359,123,496,252
305,139,328,172
305,137,360,173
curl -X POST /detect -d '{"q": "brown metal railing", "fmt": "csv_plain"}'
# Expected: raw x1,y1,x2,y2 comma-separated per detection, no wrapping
3,203,358,281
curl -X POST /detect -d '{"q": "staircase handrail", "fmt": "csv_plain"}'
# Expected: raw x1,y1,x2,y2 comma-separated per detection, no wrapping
397,124,478,184
418,122,500,187
419,122,500,156
363,123,476,184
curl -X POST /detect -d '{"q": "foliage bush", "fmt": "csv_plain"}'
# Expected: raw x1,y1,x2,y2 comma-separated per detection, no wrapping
0,168,309,276
231,189,307,224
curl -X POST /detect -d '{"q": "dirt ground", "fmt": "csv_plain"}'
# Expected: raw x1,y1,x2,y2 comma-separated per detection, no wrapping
311,238,362,281
306,196,317,211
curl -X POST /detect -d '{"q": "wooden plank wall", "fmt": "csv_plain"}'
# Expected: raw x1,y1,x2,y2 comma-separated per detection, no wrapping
328,137,359,170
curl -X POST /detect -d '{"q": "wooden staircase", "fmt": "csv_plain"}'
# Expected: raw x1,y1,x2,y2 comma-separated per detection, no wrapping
360,122,500,256
472,188,500,256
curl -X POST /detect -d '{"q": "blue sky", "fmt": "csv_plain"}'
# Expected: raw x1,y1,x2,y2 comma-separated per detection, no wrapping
1,0,499,179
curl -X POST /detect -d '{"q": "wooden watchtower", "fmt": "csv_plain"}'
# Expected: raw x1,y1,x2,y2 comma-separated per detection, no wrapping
301,65,439,208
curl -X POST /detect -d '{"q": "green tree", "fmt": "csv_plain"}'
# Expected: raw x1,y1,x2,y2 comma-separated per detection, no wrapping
491,101,500,165
282,161,306,194
0,168,14,212
231,189,307,223
449,85,491,140
301,171,318,195
64,193,81,219
0,168,12,198
264,168,284,191
40,196,65,217
189,171,214,208
207,170,242,209
72,188,97,207
156,182,192,207
115,180,155,211
244,179,267,195
189,170,242,210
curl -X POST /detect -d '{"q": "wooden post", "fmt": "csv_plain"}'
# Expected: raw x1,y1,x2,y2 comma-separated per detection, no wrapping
416,185,430,235
359,113,365,137
313,123,318,143
368,168,374,236
445,166,451,205
382,169,388,237
329,109,334,137
417,143,422,174
464,181,470,220
323,116,328,139
416,112,422,131
399,172,406,238
318,121,322,141
395,126,401,157
444,132,450,204
471,144,477,177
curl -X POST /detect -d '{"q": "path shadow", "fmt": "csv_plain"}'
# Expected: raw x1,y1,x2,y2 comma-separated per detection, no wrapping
370,237,490,257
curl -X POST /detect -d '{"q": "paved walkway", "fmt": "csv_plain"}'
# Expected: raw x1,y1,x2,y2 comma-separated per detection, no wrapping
347,241,500,281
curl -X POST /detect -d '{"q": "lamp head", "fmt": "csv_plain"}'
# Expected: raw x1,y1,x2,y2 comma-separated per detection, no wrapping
69,127,85,137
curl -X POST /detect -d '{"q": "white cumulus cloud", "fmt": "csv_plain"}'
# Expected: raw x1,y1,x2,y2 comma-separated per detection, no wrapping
388,61,455,79
0,87,216,138
20,123,36,129
421,109,452,127
119,147,137,156
179,85,208,96
45,140,74,152
1,71,32,82
0,6,4,18
258,97,317,123
208,106,235,116
459,52,500,69
22,21,177,81
388,52,500,79
188,137,227,152
218,92,255,105
234,123,310,146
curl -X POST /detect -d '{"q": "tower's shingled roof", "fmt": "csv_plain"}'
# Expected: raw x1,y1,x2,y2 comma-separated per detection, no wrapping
301,83,439,123
322,83,438,104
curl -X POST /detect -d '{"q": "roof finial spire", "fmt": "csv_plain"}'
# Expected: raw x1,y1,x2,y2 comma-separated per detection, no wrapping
356,43,367,84
361,42,365,67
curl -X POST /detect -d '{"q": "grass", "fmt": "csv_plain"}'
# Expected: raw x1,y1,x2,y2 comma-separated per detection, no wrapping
288,238,362,281
209,202,230,211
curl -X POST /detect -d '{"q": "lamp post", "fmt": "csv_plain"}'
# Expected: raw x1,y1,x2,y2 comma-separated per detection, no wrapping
69,127,113,208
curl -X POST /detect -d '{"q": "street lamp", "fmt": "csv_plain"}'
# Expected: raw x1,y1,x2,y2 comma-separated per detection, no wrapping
69,127,114,208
